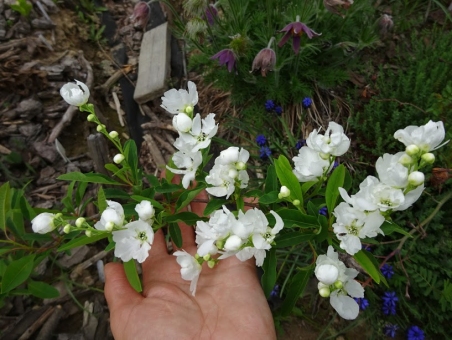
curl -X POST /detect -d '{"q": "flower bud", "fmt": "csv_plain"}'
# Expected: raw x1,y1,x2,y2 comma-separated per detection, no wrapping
203,254,211,261
63,224,72,233
406,144,420,156
228,168,238,179
113,154,125,164
319,286,331,298
31,213,56,234
130,1,150,29
224,235,243,251
408,171,425,186
85,230,93,237
319,152,330,160
251,47,276,77
96,124,104,132
87,114,96,122
207,260,216,268
109,131,119,139
184,105,194,115
75,217,86,228
399,153,413,166
135,200,155,222
60,80,90,106
421,153,435,164
173,112,193,132
236,161,246,170
215,239,225,249
315,264,339,285
279,186,290,198
105,221,114,232
334,280,343,289
293,199,300,206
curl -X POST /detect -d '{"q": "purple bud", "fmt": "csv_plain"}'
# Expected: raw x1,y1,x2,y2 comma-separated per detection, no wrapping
130,2,150,29
251,48,276,77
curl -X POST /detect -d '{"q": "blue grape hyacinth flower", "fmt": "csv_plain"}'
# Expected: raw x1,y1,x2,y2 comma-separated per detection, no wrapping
354,297,369,311
302,97,312,109
381,263,394,279
259,146,272,160
383,324,398,338
265,100,275,112
256,134,267,147
407,325,425,340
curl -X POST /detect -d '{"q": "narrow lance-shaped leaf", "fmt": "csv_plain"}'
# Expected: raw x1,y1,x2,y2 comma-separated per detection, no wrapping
278,264,314,316
325,164,345,215
261,248,277,298
123,260,142,293
1,255,35,294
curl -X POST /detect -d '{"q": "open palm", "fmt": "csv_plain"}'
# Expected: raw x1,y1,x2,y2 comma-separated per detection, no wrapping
104,197,276,340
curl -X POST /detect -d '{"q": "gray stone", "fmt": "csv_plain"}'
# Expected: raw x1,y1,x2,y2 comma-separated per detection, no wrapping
133,22,171,104
33,140,58,162
16,98,42,118
31,18,55,29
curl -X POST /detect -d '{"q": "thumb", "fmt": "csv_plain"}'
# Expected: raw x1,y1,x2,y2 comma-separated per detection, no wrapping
104,262,142,310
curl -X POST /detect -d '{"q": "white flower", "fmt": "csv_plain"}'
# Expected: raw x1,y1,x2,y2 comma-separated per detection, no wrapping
293,146,332,182
408,171,425,186
172,113,193,132
60,80,90,106
161,81,198,115
393,184,424,211
306,121,350,156
250,211,284,266
31,213,56,234
179,113,218,152
113,154,125,164
333,202,385,255
174,250,202,296
315,246,364,320
216,147,250,166
393,120,448,153
135,200,155,223
205,164,237,198
166,150,203,189
112,220,154,263
376,152,408,188
94,200,125,230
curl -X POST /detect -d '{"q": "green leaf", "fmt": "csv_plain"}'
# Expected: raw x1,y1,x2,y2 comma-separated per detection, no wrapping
265,164,278,193
169,223,183,248
166,212,202,225
104,164,129,183
19,195,35,221
380,221,412,237
124,140,138,182
278,264,314,317
0,182,11,230
176,185,205,212
123,260,142,293
204,198,228,216
277,209,319,229
97,186,107,213
7,209,25,236
57,233,108,252
261,248,276,298
58,172,124,185
155,183,181,193
1,255,35,294
28,280,60,299
301,181,317,194
75,181,89,207
343,168,352,191
104,188,130,199
274,155,303,206
104,241,116,252
259,191,280,205
274,232,315,248
326,164,345,214
353,250,381,284
61,181,76,212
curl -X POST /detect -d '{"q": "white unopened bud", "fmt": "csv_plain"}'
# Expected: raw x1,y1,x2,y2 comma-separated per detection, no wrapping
421,153,435,164
87,114,96,122
75,217,85,228
109,131,119,139
113,154,125,164
31,213,56,234
207,260,216,268
184,105,194,115
172,113,193,132
408,171,425,186
224,235,243,251
406,144,420,156
334,280,343,289
236,161,246,170
293,199,300,206
315,264,339,285
319,286,330,298
135,200,155,222
319,152,330,160
63,224,71,233
203,254,211,261
399,153,413,166
228,168,238,179
279,186,290,198
85,230,93,237
96,124,105,132
105,221,114,231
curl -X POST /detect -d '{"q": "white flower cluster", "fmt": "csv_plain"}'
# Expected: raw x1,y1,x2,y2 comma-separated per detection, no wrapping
333,120,448,255
315,246,364,320
293,122,350,182
162,81,219,189
179,205,284,295
96,200,155,263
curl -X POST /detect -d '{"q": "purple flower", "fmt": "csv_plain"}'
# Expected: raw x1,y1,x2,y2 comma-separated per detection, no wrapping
270,284,280,297
381,264,394,279
319,207,328,216
278,19,321,54
259,146,272,160
353,297,369,311
265,100,275,111
211,49,236,72
383,324,398,338
382,291,398,315
302,97,312,109
407,325,425,340
256,134,267,147
332,160,339,170
251,48,276,77
362,244,372,252
130,1,150,29
205,4,218,26
274,106,283,115
295,139,306,150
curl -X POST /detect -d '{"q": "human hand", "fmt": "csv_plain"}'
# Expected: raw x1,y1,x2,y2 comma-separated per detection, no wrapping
104,191,276,340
